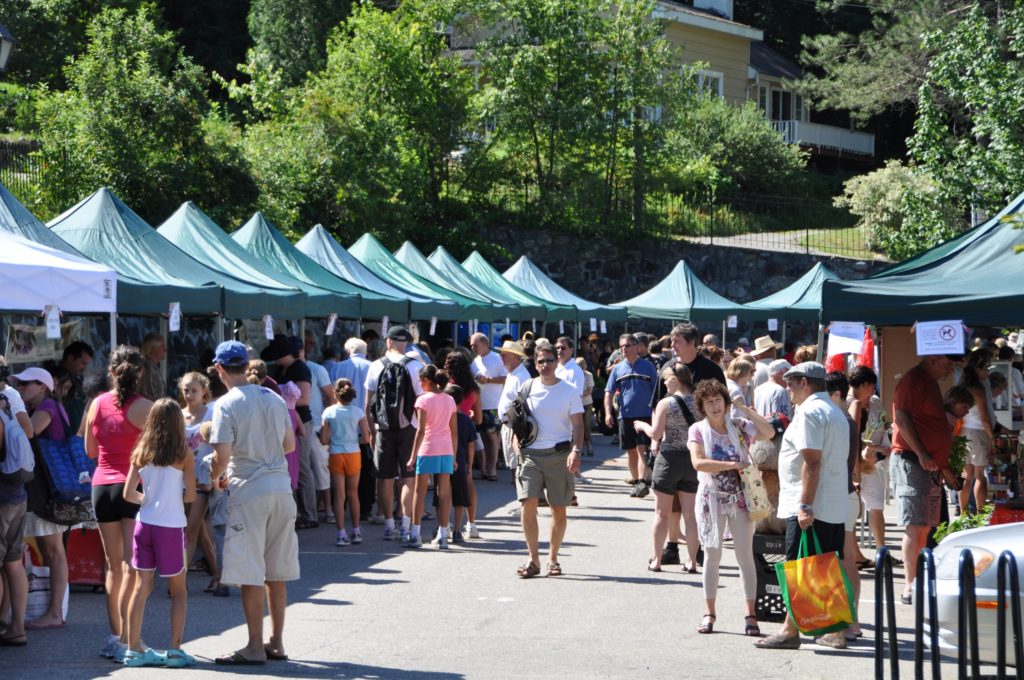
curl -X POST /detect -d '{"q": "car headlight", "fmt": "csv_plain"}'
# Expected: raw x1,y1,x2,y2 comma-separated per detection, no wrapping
936,547,995,580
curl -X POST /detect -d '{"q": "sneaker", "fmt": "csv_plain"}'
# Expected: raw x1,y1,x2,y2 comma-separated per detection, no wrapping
404,534,422,549
661,543,681,566
432,535,449,550
324,512,336,524
336,533,351,547
633,481,650,499
465,524,481,539
123,648,167,667
382,527,396,541
369,514,385,525
451,531,464,544
351,532,363,545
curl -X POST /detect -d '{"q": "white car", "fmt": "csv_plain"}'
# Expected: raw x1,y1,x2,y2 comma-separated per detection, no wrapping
927,522,1024,666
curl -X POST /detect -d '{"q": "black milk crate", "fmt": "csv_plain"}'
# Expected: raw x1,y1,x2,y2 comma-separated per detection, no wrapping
752,532,787,622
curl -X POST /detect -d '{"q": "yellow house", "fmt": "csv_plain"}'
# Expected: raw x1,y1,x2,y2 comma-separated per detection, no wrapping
656,0,874,160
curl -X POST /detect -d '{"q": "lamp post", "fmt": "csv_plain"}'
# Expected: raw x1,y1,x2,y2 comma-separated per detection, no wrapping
0,23,16,73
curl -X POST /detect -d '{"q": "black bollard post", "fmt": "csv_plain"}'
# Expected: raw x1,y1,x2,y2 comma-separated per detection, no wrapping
875,546,900,680
957,549,981,680
913,549,941,680
995,550,1023,680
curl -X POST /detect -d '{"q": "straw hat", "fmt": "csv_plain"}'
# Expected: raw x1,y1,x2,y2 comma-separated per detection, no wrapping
497,340,526,358
750,335,783,357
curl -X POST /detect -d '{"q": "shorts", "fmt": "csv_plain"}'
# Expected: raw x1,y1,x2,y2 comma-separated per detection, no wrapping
221,493,300,587
329,452,362,476
24,511,66,537
311,438,331,491
785,517,845,561
132,522,186,577
859,462,889,511
416,455,453,475
891,452,942,527
92,482,140,523
964,428,991,467
0,501,27,563
478,409,500,435
435,452,470,508
845,491,863,532
375,427,416,479
516,447,574,507
651,448,698,494
619,417,651,451
501,424,518,469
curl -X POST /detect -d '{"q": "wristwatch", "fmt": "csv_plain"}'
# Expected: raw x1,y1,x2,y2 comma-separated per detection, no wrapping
798,503,813,513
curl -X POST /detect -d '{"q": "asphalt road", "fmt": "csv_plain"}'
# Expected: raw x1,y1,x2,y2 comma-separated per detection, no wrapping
3,434,971,679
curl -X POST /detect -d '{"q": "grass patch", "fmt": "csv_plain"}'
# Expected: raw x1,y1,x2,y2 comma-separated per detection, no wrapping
799,226,886,260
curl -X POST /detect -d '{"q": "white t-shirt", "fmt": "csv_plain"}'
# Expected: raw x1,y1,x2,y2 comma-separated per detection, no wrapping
1,385,27,415
498,362,532,422
754,380,791,419
364,351,425,429
472,351,507,410
524,378,584,450
776,392,851,524
555,359,585,398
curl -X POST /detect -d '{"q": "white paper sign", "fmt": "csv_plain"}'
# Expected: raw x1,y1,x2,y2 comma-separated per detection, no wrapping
168,302,181,332
381,316,389,336
263,315,275,340
429,316,437,335
600,320,607,334
559,320,565,334
590,318,597,332
531,318,537,332
915,320,964,356
44,305,61,339
505,317,510,329
727,315,738,329
768,318,778,332
827,321,866,356
326,313,337,336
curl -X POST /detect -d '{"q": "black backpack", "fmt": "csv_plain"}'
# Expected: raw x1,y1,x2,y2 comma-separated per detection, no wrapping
507,379,537,448
372,356,417,431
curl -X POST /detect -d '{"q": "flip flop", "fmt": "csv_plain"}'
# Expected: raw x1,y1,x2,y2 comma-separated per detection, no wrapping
264,644,289,661
25,620,64,630
215,651,266,665
546,561,562,577
647,559,662,572
0,635,28,647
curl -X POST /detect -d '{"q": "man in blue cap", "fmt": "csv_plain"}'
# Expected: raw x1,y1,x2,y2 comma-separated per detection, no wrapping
210,341,299,665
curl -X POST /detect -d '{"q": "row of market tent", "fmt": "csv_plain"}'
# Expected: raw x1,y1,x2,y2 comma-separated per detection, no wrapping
2,180,1023,330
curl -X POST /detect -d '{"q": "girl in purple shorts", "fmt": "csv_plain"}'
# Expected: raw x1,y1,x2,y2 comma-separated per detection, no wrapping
123,398,197,667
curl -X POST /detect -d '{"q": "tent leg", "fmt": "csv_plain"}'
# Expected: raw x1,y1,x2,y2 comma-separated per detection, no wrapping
300,319,306,344
815,323,825,362
109,313,117,347
722,320,727,349
160,316,169,396
781,322,787,346
216,316,225,344
356,319,362,339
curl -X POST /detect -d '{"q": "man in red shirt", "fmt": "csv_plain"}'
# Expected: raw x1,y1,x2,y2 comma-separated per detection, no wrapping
890,354,956,603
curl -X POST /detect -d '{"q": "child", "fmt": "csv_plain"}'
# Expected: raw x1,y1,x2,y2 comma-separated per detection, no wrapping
275,381,304,493
439,384,476,543
406,366,457,549
320,378,371,546
179,372,219,590
195,422,228,597
123,398,197,667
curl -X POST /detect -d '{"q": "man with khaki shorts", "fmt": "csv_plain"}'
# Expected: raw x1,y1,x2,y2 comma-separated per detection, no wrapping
210,341,299,665
514,344,584,579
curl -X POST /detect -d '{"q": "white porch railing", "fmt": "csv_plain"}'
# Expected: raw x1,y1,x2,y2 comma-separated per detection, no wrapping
772,120,875,156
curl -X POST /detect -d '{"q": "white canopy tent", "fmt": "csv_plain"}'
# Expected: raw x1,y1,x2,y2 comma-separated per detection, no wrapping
0,229,118,343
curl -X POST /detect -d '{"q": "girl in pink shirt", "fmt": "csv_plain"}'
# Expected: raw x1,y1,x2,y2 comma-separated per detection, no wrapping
406,365,457,549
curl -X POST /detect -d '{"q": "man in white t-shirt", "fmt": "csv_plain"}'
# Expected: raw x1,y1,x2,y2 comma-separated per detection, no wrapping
496,341,531,470
514,344,583,580
299,344,336,523
757,361,851,651
0,362,34,439
554,336,585,398
470,333,506,480
364,326,425,541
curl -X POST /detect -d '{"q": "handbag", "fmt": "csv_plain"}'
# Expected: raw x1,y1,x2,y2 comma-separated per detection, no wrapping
775,528,856,636
729,419,770,522
33,409,96,526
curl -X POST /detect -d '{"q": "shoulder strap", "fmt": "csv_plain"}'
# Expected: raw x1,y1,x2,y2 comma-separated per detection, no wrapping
518,378,535,400
671,395,696,426
398,356,413,367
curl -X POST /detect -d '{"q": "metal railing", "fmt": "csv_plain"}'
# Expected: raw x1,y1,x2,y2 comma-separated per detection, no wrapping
772,119,875,157
0,139,41,204
875,547,901,679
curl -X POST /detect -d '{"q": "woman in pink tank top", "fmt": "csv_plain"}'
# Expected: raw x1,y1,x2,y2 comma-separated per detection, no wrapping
84,345,153,661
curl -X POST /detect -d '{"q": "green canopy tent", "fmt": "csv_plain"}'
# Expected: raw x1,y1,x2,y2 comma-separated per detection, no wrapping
461,251,577,323
349,233,494,322
431,247,547,321
48,188,228,316
295,225,428,320
394,242,518,320
822,189,1024,326
157,202,312,318
503,256,627,324
746,262,840,323
613,260,750,322
232,213,401,321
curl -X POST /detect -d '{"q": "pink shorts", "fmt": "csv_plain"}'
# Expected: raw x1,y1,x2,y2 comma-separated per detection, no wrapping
132,522,187,577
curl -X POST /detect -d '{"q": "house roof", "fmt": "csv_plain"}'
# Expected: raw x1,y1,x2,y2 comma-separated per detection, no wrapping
750,41,803,81
654,2,763,41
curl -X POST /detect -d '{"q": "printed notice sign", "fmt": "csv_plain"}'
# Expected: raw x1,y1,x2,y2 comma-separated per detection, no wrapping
827,321,865,356
168,303,181,332
767,318,778,332
915,320,964,356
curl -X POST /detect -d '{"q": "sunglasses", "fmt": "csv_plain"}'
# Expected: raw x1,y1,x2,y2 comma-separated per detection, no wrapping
536,358,555,365
620,343,636,349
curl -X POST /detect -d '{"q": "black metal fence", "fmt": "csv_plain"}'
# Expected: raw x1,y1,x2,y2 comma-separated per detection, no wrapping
0,139,41,205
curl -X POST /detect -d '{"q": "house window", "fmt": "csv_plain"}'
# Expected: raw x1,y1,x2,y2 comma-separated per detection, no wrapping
758,86,767,113
771,88,792,121
794,94,806,122
694,69,724,98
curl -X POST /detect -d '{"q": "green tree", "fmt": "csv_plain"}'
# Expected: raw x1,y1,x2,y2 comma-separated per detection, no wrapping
247,0,351,86
35,5,256,224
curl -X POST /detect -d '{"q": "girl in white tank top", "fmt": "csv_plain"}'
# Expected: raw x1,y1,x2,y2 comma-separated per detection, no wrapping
123,398,197,667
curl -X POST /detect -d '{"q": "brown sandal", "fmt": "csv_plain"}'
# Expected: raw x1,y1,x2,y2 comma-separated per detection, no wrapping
546,561,562,576
516,561,540,579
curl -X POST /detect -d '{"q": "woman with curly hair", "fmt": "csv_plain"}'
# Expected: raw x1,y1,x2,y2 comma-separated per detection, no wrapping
85,345,154,661
444,352,482,521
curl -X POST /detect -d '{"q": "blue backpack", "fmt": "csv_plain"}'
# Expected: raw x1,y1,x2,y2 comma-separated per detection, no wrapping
34,404,96,525
0,399,35,486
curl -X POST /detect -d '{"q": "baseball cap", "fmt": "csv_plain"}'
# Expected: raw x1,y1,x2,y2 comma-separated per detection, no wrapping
768,359,792,375
784,361,826,381
11,367,54,391
213,341,249,367
387,325,413,342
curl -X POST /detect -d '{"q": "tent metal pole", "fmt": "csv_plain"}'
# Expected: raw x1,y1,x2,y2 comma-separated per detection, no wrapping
816,323,825,362
109,312,116,347
356,319,362,339
299,319,305,344
215,316,225,344
722,320,727,349
781,322,787,346
160,316,169,395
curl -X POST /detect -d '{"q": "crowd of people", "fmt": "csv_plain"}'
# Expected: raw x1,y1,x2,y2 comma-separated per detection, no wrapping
0,321,1014,664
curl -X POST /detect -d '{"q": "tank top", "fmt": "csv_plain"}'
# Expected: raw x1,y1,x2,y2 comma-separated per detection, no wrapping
662,394,697,452
91,391,143,486
184,404,214,458
137,464,186,528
